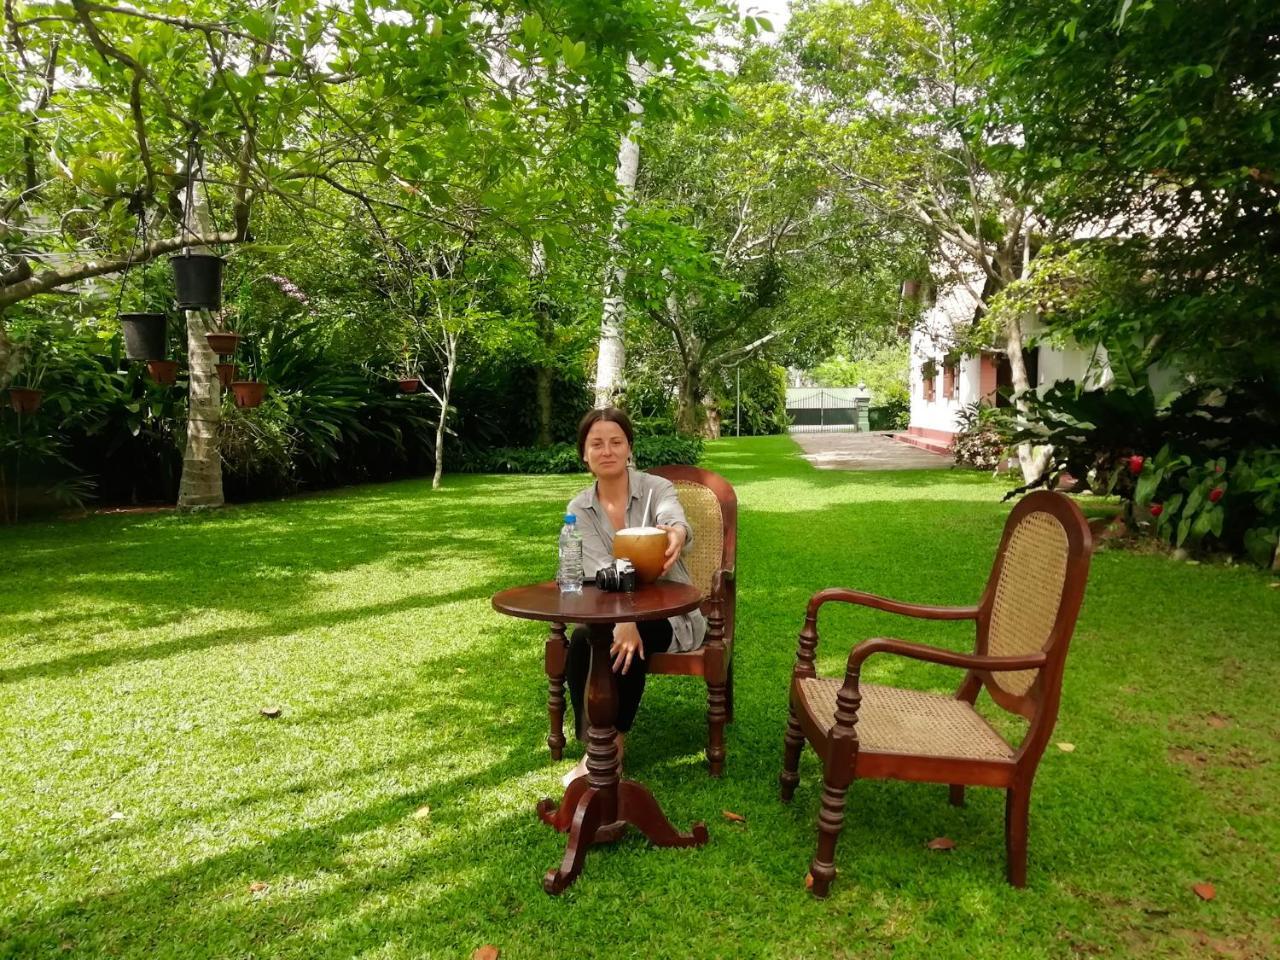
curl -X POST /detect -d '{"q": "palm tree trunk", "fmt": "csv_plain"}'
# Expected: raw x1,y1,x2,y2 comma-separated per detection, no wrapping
176,184,223,509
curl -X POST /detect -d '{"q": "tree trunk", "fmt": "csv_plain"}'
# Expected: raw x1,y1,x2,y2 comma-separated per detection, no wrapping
1002,232,1052,485
431,332,457,491
593,56,646,408
531,240,554,446
176,186,223,509
0,322,16,390
676,365,703,436
702,394,722,439
535,367,553,447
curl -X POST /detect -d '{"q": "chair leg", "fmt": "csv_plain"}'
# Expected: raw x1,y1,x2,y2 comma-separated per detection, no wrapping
706,675,727,778
949,784,965,807
1005,785,1030,887
725,660,735,724
544,624,568,760
808,771,850,898
780,708,804,802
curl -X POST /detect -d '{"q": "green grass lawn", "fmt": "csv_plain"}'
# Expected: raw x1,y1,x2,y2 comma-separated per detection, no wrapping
1,435,1276,959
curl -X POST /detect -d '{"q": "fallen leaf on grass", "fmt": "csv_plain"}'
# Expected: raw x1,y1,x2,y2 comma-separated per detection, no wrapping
926,837,956,851
472,946,499,960
249,881,269,894
260,707,282,719
1192,882,1216,901
412,805,431,820
59,942,74,952
1057,742,1076,752
1206,713,1230,729
804,872,814,890
107,810,126,821
722,810,746,823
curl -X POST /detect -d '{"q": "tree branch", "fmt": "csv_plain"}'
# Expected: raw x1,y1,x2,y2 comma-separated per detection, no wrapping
0,232,239,308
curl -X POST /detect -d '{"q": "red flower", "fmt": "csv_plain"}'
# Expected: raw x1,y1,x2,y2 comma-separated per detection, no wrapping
1209,486,1225,503
1150,503,1164,517
1214,464,1225,474
1127,455,1145,476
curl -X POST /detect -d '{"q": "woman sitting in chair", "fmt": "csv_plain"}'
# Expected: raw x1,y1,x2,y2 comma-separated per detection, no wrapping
561,406,706,786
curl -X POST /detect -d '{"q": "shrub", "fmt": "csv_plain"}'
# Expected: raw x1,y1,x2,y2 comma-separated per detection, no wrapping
1134,446,1280,564
218,395,298,500
951,401,1009,471
456,434,703,475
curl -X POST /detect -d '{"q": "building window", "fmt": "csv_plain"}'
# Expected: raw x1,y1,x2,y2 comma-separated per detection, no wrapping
921,360,937,402
943,359,957,400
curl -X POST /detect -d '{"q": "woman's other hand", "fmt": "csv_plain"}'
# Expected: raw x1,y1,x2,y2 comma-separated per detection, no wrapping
610,621,644,674
658,523,687,575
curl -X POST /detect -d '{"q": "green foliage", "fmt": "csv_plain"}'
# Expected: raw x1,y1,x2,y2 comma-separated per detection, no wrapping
980,0,1280,381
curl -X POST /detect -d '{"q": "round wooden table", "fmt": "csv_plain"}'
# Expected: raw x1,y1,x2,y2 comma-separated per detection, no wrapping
491,581,709,894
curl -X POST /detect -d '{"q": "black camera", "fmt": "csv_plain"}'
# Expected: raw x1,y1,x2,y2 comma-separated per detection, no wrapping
594,558,637,592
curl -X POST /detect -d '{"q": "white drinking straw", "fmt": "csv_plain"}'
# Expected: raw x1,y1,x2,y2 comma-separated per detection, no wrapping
642,489,653,528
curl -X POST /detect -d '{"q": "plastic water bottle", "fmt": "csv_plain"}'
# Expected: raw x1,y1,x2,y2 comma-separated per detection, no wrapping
557,513,584,594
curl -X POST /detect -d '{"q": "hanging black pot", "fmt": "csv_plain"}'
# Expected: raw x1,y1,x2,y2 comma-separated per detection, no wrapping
171,252,225,310
119,312,168,361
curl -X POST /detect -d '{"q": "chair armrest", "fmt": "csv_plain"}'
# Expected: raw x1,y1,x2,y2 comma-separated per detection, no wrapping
806,587,979,622
711,567,735,594
845,637,1046,684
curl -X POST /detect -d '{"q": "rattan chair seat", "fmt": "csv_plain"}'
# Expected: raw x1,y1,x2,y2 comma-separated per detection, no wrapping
798,677,1015,761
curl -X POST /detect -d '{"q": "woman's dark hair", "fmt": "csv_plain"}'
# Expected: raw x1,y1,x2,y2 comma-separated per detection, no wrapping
576,406,634,461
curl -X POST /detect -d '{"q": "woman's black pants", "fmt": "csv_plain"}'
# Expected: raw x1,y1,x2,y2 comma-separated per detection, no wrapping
566,620,674,738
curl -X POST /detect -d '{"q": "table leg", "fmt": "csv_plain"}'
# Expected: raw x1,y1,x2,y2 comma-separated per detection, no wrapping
536,621,707,894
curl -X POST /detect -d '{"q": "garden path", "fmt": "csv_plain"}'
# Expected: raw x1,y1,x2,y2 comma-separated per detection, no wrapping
790,430,953,470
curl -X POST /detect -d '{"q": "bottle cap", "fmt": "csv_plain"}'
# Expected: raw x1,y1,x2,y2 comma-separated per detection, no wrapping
564,513,576,523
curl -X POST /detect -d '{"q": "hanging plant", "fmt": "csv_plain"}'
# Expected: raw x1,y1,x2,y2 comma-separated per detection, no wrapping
206,330,241,356
146,359,180,385
7,345,47,413
7,387,43,415
395,344,421,394
120,313,168,361
230,380,265,408
172,252,225,310
170,137,226,311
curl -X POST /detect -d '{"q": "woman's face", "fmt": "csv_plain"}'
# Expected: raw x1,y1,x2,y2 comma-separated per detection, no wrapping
583,420,631,481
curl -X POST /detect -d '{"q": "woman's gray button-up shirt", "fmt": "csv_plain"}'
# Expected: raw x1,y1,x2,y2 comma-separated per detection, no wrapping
566,467,708,653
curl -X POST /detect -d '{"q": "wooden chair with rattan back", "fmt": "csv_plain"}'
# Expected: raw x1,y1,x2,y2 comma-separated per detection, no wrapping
543,464,738,776
780,491,1093,894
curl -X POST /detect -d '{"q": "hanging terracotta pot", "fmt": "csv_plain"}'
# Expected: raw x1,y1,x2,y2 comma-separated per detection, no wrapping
231,380,265,408
205,331,241,356
901,279,922,300
216,362,236,388
8,387,43,414
171,252,225,310
397,378,420,394
119,313,168,361
146,360,180,385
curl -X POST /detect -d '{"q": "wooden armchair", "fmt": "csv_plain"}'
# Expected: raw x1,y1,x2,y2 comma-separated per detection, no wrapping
544,464,738,776
780,491,1093,895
